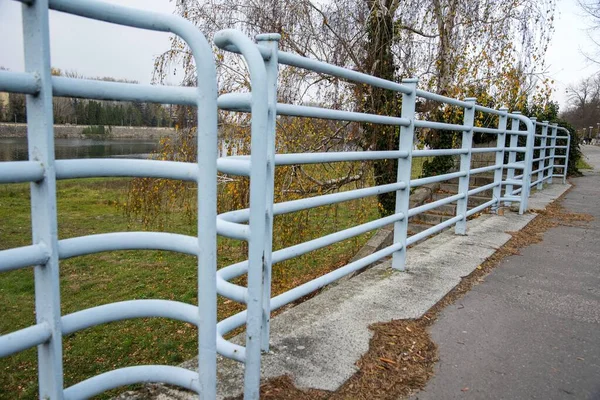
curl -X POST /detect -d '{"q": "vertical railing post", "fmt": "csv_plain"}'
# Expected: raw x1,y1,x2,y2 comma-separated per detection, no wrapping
529,117,537,194
537,121,548,190
22,0,64,398
520,117,535,213
255,33,280,352
196,35,219,400
455,98,476,235
563,131,571,184
492,107,508,213
504,112,521,207
241,33,271,400
392,78,417,271
548,123,557,184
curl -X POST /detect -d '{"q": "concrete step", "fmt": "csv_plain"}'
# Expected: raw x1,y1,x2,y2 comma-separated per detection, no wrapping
433,192,490,207
407,222,434,235
439,182,494,197
447,174,495,187
435,203,457,214
412,212,454,225
407,221,453,245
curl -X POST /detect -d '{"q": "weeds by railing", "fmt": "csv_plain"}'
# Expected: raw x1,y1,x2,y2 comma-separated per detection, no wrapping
0,1,570,399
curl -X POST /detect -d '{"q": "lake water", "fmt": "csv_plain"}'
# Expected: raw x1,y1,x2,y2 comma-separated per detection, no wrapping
0,137,160,161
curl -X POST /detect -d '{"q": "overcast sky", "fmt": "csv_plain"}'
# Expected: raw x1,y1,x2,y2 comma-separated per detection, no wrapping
0,0,597,110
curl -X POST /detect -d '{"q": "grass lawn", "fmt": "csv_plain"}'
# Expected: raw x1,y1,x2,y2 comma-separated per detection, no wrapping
577,157,593,170
0,177,378,398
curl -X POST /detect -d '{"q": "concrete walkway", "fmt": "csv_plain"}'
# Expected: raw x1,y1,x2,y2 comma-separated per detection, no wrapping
410,146,600,400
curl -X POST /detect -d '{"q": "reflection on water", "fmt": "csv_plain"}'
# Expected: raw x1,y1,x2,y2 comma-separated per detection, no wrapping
0,137,160,161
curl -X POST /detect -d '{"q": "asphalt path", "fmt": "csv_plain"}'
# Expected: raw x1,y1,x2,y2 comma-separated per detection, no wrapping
410,146,600,400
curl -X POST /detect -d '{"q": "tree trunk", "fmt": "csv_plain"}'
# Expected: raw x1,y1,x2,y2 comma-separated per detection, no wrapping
362,0,400,216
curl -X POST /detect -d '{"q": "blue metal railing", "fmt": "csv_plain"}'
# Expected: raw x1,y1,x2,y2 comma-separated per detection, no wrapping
0,0,219,399
0,1,570,398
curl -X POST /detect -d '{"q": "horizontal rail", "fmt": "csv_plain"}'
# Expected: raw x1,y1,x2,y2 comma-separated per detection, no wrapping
505,130,529,136
277,103,410,126
53,76,197,105
63,365,200,400
277,51,413,94
413,148,467,157
55,159,199,181
468,181,499,196
505,162,525,170
466,199,497,216
219,150,412,171
414,120,467,131
471,147,503,154
216,276,247,304
0,244,50,272
408,193,464,217
501,195,521,202
217,157,251,176
216,219,250,241
470,165,500,175
406,214,464,245
0,323,52,358
219,182,406,223
415,89,472,108
474,104,508,116
218,93,412,125
61,300,198,335
274,151,409,164
0,161,45,183
472,126,504,134
271,212,404,265
531,165,553,175
0,70,40,94
411,171,466,187
58,232,198,259
503,179,524,186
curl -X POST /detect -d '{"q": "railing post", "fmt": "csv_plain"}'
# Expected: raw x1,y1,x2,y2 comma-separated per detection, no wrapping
537,121,548,190
492,107,508,213
455,98,476,235
529,117,538,194
548,123,557,184
504,112,521,207
241,35,271,399
520,117,535,213
392,78,417,271
255,33,280,352
563,131,571,184
22,0,64,398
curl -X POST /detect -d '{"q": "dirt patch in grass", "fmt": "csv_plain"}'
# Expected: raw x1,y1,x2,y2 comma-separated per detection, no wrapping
236,185,594,400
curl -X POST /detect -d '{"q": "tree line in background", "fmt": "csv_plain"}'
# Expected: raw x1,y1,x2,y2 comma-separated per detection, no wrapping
561,1,600,139
0,67,177,127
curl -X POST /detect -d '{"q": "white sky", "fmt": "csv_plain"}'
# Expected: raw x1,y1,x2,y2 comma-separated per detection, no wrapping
0,0,597,111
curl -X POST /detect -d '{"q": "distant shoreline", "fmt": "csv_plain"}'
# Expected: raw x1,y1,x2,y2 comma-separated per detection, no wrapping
0,123,177,139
